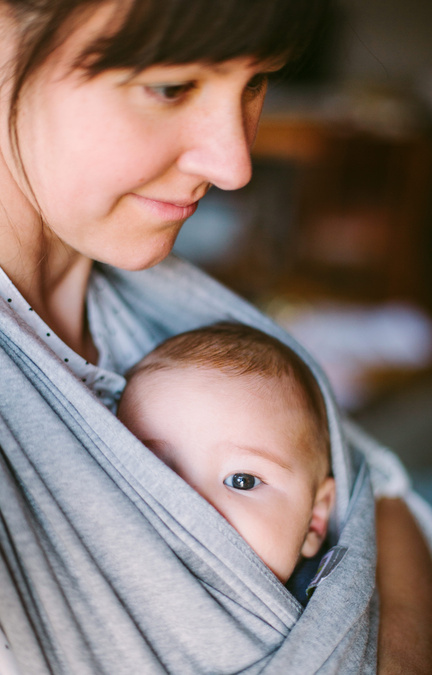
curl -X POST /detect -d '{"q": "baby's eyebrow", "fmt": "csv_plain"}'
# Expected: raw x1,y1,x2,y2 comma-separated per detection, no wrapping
232,444,294,472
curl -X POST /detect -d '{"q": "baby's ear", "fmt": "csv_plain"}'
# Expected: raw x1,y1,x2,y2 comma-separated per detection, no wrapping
301,477,336,558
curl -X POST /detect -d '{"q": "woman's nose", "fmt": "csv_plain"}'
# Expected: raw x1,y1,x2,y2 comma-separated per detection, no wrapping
177,102,258,191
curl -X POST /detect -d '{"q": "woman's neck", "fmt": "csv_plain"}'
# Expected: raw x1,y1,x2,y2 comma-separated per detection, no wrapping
0,219,97,363
0,148,98,363
3,239,97,363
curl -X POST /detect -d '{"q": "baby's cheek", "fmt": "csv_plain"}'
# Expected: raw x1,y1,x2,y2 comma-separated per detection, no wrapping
223,501,278,560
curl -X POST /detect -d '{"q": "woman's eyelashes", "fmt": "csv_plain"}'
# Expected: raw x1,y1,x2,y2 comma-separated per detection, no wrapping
223,473,262,490
143,81,197,103
141,72,268,104
244,73,268,98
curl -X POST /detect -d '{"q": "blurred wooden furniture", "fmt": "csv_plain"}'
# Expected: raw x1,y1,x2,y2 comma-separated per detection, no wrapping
251,110,432,306
253,115,330,163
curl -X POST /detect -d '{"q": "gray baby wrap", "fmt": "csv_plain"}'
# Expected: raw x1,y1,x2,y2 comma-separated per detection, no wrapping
0,255,428,674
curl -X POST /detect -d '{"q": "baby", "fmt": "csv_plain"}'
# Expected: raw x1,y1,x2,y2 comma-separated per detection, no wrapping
118,322,335,585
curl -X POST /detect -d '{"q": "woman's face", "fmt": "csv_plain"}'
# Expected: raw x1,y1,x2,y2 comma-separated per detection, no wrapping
4,7,277,270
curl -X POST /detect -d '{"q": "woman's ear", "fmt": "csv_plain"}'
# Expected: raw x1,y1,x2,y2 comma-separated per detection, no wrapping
301,477,336,558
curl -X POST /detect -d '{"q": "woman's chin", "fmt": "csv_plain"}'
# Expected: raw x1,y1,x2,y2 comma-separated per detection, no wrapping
98,236,180,271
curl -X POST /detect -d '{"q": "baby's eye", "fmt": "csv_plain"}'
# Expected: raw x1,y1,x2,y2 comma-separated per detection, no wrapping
145,82,195,102
223,473,262,490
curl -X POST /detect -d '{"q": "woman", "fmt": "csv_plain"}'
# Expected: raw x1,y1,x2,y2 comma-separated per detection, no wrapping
0,1,430,673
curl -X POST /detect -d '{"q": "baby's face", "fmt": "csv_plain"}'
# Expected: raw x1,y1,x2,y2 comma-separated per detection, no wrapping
119,366,334,583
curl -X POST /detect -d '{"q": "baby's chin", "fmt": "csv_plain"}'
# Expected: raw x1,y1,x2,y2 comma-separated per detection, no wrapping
266,559,297,586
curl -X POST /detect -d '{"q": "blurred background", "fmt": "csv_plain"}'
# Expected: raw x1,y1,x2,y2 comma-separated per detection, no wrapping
174,0,432,504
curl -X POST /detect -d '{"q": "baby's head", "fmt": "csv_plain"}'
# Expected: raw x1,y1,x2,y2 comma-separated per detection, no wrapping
118,322,335,584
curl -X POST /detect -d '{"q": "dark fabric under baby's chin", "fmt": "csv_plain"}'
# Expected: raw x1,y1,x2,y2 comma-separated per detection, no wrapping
285,540,329,606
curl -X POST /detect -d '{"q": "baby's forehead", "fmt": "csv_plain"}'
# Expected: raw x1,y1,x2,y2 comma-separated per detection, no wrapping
128,362,330,477
133,361,296,393
131,361,317,413
133,363,322,434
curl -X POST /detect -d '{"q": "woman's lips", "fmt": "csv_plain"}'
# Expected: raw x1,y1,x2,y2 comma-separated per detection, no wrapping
129,193,198,220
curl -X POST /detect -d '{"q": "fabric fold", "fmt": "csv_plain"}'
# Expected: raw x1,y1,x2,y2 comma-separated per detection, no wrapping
1,255,430,673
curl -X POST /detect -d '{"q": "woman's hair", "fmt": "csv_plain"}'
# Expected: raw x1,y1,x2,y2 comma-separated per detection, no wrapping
5,0,330,139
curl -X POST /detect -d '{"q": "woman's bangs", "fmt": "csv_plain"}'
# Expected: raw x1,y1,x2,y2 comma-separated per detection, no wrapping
83,0,329,75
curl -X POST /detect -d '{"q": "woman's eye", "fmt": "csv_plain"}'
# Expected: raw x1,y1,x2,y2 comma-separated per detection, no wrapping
145,82,195,102
223,473,262,490
245,74,268,97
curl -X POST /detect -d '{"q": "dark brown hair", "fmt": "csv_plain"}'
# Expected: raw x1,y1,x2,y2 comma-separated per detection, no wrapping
127,321,331,467
5,0,330,140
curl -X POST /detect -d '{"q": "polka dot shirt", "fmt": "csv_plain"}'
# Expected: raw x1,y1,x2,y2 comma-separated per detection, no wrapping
0,266,154,411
